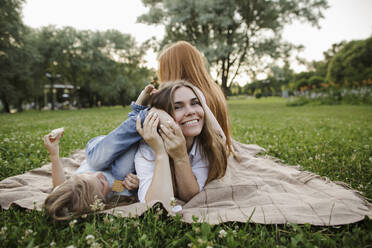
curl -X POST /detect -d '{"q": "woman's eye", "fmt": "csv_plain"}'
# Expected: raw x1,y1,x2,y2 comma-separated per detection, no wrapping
174,105,181,110
192,101,201,105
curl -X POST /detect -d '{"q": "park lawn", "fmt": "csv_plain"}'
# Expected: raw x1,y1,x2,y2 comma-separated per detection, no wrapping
0,97,371,247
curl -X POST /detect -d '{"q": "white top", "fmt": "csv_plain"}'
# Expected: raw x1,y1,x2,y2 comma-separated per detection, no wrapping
134,138,209,203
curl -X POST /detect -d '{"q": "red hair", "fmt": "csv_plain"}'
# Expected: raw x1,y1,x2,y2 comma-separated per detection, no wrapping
157,41,233,152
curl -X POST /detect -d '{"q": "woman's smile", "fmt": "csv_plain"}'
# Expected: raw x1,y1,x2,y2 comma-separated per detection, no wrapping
181,119,200,126
172,86,205,139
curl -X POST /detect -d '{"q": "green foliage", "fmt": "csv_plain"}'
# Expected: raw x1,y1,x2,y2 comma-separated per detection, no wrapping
287,87,372,106
309,76,324,89
0,23,153,112
1,99,372,247
0,0,27,112
327,37,372,84
241,64,295,97
139,0,328,94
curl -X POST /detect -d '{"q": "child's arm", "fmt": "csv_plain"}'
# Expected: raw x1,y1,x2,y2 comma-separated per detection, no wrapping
44,133,65,188
135,84,157,106
122,173,139,190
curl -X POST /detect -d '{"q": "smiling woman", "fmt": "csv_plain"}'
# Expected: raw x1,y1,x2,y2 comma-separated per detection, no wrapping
135,80,227,203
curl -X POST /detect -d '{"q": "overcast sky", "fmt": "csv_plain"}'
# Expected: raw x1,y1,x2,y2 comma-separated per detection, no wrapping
22,0,372,78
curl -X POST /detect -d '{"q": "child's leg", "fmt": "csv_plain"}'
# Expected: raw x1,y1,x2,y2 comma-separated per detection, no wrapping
85,103,148,171
110,144,138,180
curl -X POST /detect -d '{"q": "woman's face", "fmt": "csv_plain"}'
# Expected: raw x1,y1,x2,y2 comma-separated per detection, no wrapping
78,172,110,198
172,86,205,137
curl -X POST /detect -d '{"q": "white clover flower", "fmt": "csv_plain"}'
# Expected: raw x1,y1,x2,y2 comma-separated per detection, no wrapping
156,207,163,216
90,242,102,248
86,234,95,240
219,229,227,238
25,229,33,236
90,195,105,211
0,226,7,235
69,219,77,228
197,238,205,244
65,245,75,248
170,197,177,207
86,234,95,245
187,243,193,248
50,241,56,247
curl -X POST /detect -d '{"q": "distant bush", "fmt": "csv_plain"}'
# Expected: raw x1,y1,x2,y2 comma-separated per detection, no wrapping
287,86,372,106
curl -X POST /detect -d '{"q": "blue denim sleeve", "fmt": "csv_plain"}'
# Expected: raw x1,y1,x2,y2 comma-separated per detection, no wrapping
85,102,149,171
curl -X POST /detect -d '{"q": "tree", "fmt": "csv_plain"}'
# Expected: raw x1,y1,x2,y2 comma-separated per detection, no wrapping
327,37,372,84
308,41,346,79
138,0,328,95
78,30,150,107
0,0,26,112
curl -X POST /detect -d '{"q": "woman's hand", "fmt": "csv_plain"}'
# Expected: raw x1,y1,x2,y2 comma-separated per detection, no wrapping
160,121,200,201
43,132,63,157
135,84,158,106
122,173,139,190
136,112,165,153
159,121,188,161
150,108,174,125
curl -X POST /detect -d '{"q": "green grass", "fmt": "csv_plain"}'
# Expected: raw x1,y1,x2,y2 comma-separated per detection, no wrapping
1,98,372,247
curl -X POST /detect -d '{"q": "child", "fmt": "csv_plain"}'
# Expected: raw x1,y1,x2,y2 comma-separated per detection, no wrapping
44,85,155,220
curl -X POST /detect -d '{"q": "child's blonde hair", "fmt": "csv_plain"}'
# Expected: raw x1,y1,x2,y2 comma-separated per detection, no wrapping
44,175,105,220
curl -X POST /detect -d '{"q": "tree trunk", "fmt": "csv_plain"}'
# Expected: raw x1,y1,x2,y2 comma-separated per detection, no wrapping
1,98,10,113
221,75,229,96
16,99,23,112
37,96,43,111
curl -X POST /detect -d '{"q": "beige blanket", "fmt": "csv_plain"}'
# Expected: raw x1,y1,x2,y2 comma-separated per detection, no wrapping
1,140,371,225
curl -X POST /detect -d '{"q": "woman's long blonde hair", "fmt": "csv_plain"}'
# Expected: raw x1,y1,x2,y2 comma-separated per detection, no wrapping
150,80,227,192
44,175,105,220
157,41,232,153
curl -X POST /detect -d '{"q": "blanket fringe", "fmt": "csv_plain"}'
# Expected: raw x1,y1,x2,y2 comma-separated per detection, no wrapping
333,181,372,209
257,150,372,212
295,171,372,210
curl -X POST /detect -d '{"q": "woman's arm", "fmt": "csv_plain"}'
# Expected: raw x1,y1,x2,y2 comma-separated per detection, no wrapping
159,122,199,201
44,133,65,188
136,112,174,203
144,148,173,203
